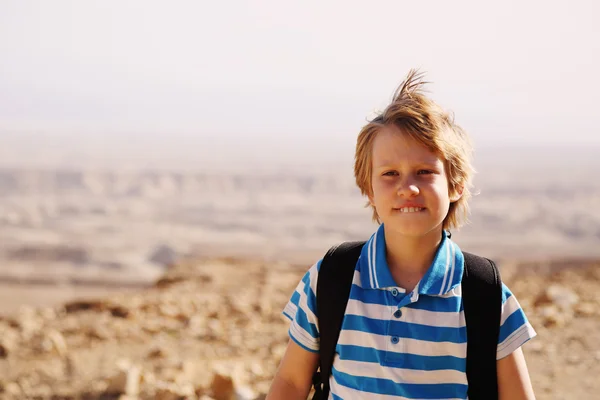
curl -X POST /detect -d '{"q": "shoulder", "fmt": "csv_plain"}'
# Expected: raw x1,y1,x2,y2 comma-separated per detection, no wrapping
282,259,323,319
497,282,537,359
460,251,502,290
294,258,323,291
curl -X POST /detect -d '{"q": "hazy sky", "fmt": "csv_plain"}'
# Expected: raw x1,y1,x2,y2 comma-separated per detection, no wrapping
1,0,599,169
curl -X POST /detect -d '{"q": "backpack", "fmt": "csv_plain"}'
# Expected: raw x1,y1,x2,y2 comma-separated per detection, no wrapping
311,241,502,400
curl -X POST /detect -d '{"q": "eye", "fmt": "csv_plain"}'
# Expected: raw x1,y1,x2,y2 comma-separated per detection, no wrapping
383,171,398,176
417,169,434,175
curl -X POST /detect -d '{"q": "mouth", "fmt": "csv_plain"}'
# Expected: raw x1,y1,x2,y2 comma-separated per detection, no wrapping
393,207,426,213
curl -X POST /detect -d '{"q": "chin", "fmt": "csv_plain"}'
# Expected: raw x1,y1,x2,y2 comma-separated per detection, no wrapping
383,218,444,238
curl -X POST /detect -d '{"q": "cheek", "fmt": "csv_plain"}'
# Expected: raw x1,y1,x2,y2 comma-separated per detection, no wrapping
433,177,451,196
370,181,388,205
370,177,381,193
372,180,393,197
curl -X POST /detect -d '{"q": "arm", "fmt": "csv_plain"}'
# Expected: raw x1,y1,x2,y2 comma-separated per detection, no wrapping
497,347,536,400
266,339,319,400
496,283,537,400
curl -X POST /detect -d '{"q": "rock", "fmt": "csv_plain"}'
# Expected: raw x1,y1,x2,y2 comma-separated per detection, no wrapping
175,360,196,385
3,382,21,396
188,315,207,336
270,343,287,362
39,307,58,321
527,341,544,354
141,370,157,386
16,306,43,339
143,319,165,335
195,385,206,398
104,360,142,396
249,362,266,378
538,305,567,328
567,354,581,364
210,373,235,400
236,385,258,400
0,342,7,358
155,389,181,400
88,324,112,340
535,284,579,310
575,302,596,317
31,329,67,356
159,303,180,319
155,276,187,289
118,396,138,400
253,381,271,398
207,319,225,337
110,305,130,319
258,298,273,317
149,244,179,267
64,300,107,314
32,333,53,354
64,355,76,378
47,329,68,357
147,347,169,359
15,375,37,397
155,380,195,400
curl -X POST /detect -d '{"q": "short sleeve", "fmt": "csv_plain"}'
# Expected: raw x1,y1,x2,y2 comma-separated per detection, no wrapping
282,259,322,353
496,283,537,360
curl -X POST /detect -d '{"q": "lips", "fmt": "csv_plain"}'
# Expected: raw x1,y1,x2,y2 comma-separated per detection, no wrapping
394,207,426,213
394,203,426,209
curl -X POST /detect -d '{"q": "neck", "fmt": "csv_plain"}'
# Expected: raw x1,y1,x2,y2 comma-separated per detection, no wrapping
383,225,444,290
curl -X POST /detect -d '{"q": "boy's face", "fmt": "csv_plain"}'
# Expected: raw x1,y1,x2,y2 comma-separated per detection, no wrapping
368,125,461,239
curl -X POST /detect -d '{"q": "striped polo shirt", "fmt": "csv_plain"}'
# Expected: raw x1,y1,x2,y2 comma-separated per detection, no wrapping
283,224,537,399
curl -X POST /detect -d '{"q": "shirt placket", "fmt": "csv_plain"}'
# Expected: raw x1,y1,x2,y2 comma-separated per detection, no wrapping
384,288,419,366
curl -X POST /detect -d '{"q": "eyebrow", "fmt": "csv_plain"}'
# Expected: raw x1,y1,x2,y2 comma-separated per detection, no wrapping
374,161,441,169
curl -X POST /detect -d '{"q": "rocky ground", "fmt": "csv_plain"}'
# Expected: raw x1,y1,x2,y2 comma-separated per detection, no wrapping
0,256,599,400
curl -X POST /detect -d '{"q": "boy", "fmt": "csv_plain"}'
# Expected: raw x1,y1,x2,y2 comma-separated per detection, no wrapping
266,70,537,399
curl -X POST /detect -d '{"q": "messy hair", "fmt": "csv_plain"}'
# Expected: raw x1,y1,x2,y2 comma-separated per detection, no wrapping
354,69,475,230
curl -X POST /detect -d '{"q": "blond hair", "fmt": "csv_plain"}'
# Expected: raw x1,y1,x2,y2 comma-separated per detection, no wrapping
354,69,475,230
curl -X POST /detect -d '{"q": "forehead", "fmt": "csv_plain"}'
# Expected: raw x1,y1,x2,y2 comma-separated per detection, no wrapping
371,125,442,167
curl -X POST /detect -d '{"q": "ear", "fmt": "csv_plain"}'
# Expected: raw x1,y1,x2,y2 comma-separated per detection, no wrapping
449,185,464,203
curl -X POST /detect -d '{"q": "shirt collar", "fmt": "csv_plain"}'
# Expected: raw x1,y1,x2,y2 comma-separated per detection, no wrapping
358,224,464,296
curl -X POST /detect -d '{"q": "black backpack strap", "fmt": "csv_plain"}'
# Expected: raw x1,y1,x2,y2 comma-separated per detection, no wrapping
312,241,366,400
462,252,503,400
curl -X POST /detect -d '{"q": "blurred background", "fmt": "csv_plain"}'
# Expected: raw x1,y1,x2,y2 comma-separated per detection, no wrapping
0,1,599,399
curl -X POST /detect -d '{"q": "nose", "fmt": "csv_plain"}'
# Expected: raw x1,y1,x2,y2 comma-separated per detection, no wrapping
396,176,419,198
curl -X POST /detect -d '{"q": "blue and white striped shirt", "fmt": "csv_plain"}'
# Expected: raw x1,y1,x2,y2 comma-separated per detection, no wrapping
283,224,536,399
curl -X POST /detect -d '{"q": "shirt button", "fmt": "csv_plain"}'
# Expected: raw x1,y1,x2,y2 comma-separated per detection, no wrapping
391,336,399,344
394,309,402,318
391,288,399,296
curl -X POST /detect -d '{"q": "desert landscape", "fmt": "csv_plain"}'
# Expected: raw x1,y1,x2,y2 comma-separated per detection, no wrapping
0,253,598,400
0,146,599,400
2,0,599,398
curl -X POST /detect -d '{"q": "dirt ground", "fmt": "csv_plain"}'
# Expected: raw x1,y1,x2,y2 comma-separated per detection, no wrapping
0,256,599,400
